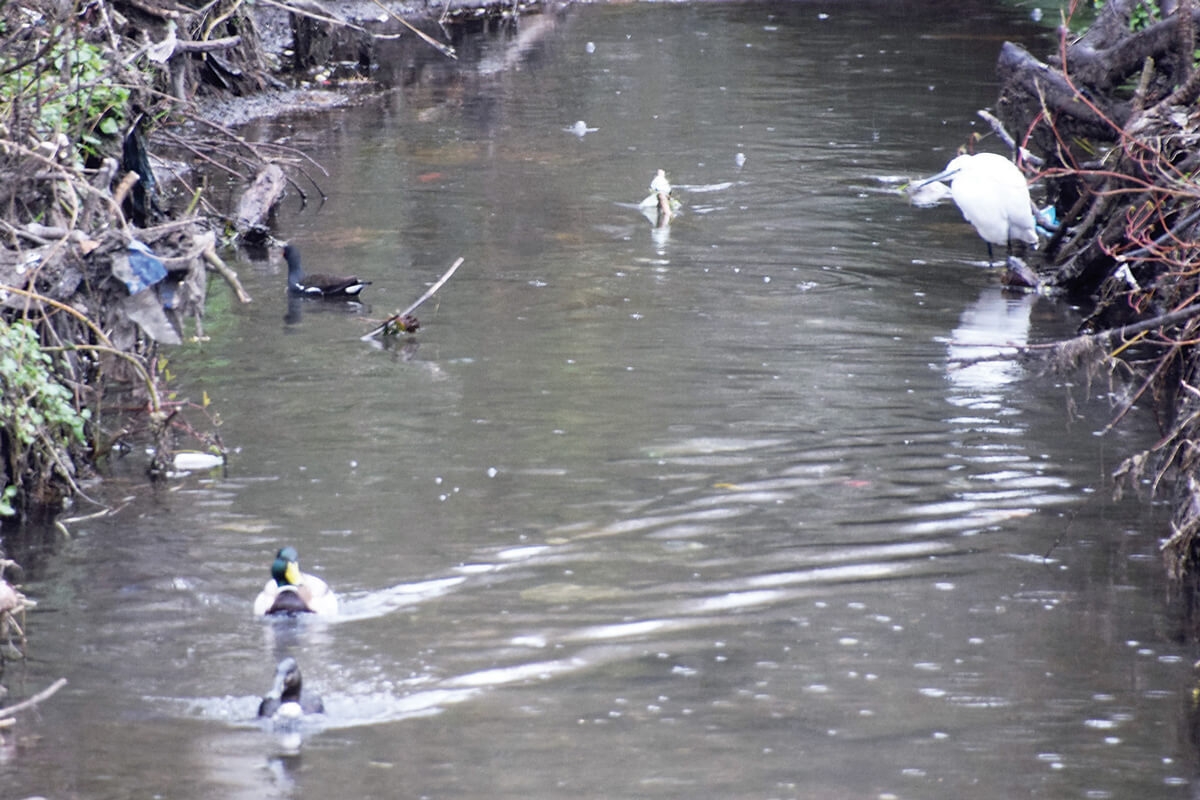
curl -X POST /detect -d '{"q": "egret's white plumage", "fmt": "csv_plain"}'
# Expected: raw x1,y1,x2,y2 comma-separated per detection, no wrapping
924,153,1038,259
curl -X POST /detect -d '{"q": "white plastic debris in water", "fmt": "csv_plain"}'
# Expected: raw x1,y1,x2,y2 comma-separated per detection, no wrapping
172,451,225,472
650,168,672,195
564,120,597,137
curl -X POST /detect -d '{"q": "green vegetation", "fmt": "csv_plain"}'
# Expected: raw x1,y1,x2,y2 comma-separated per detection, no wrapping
0,319,90,517
1127,0,1158,31
0,25,129,157
1090,0,1160,31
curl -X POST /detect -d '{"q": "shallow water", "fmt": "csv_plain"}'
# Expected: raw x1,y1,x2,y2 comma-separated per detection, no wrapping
3,2,1195,798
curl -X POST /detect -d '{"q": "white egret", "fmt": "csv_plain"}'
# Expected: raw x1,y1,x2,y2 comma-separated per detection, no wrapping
920,152,1038,262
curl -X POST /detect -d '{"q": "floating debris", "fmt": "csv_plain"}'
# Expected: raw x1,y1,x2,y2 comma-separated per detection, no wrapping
638,169,681,228
0,564,29,661
565,120,597,137
172,451,225,472
361,257,464,340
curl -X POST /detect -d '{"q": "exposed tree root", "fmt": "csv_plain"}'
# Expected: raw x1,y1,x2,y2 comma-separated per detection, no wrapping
982,0,1200,613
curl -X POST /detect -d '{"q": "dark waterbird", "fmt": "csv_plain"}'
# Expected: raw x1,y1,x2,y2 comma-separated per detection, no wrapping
258,656,325,719
284,243,371,298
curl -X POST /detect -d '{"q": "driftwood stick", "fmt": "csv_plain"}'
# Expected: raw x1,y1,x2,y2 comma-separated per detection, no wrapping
0,677,68,719
203,245,252,304
110,170,140,211
948,302,1200,370
235,163,286,235
175,35,241,53
135,217,204,242
361,257,463,340
368,0,457,58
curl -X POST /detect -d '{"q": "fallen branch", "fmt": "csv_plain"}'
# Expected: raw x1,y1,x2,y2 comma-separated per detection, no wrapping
361,257,463,340
369,0,457,59
234,163,286,237
0,677,68,719
202,245,252,304
257,0,400,40
947,301,1200,370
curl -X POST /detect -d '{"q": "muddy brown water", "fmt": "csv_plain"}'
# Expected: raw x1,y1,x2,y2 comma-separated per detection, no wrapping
3,2,1196,798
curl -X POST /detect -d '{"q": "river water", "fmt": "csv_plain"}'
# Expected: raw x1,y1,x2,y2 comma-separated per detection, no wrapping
3,2,1194,798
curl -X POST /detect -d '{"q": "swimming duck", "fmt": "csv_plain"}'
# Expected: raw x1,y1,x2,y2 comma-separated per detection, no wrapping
253,546,338,616
283,244,371,298
257,656,325,719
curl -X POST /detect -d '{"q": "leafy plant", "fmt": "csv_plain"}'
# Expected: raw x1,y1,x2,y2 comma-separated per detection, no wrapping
0,25,129,156
1089,1,1160,32
0,319,90,517
1128,0,1158,31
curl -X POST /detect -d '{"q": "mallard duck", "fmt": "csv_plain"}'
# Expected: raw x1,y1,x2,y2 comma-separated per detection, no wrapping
258,656,325,719
253,546,338,616
284,244,371,298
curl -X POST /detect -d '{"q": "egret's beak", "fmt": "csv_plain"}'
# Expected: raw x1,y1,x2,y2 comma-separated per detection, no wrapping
914,167,960,189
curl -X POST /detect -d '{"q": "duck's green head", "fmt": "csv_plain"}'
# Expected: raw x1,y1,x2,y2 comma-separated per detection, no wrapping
271,546,302,587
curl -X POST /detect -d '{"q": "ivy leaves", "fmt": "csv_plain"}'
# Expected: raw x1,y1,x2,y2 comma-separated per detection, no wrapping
0,320,90,516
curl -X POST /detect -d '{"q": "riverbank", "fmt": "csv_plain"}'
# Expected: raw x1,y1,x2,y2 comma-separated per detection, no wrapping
0,0,535,525
986,0,1200,619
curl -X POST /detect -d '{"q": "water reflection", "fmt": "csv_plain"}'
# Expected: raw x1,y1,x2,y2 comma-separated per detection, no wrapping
947,287,1035,399
282,290,369,327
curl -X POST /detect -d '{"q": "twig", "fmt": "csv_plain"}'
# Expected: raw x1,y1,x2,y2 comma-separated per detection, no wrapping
977,109,1044,168
257,0,372,35
203,246,252,304
1,284,164,414
948,301,1200,374
368,0,457,59
0,677,68,719
361,257,463,340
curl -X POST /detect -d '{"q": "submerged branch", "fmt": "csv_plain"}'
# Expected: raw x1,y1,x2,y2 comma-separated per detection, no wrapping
0,678,68,719
948,301,1200,371
361,257,464,340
